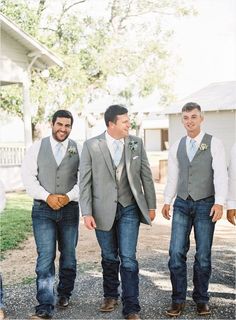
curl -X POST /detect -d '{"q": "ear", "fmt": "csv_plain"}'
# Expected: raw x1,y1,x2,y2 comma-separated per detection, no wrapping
108,121,115,129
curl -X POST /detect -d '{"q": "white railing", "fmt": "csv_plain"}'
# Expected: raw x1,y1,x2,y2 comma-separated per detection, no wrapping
0,146,26,166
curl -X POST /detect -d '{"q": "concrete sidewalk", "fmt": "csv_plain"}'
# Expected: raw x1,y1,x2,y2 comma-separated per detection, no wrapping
3,213,236,320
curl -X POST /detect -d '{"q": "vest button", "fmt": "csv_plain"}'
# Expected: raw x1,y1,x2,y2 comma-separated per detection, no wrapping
57,185,59,187
114,200,117,203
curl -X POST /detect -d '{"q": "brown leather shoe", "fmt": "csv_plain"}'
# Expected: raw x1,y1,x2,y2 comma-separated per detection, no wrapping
197,303,211,315
125,313,141,319
57,296,69,308
99,298,118,312
166,303,185,317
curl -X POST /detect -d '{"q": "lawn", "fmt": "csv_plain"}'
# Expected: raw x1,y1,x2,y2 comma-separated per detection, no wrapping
0,192,32,258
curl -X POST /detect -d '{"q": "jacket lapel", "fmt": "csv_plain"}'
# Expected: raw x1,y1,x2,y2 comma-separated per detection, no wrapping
125,136,132,171
98,133,115,180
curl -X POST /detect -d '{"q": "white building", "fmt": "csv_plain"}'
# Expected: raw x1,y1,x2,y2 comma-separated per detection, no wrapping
0,13,63,191
164,81,236,161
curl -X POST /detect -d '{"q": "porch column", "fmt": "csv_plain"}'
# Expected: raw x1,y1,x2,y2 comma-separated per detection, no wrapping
22,76,32,147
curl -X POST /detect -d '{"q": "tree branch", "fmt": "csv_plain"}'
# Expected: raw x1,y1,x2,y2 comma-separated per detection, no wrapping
64,0,88,14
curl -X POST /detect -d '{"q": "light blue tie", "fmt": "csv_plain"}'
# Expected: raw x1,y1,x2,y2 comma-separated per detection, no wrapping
113,140,122,167
188,139,197,162
55,142,63,165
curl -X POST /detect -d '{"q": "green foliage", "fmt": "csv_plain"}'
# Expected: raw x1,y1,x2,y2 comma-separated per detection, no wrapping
0,193,32,259
0,0,196,135
0,0,39,36
0,86,23,118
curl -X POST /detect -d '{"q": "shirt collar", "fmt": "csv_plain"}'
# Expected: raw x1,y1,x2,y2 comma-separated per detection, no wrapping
50,136,69,149
187,131,204,145
105,131,124,145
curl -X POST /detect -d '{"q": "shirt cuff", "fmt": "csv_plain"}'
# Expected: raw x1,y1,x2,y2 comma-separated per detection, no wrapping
227,200,236,210
66,191,79,202
164,196,173,205
42,191,50,202
214,196,225,206
66,191,73,202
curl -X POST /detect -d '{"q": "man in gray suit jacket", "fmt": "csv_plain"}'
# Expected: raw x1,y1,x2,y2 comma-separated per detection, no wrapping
79,105,156,320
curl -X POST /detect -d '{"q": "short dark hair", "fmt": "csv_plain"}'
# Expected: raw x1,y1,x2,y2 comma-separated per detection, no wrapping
182,102,201,113
104,104,128,127
52,110,74,126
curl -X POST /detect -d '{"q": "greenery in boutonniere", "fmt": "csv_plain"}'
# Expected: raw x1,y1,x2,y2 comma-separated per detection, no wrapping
68,146,77,157
128,140,138,151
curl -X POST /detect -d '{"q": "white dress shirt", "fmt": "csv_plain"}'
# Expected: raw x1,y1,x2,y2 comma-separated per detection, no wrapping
227,143,236,209
105,131,124,159
164,131,228,206
21,136,79,202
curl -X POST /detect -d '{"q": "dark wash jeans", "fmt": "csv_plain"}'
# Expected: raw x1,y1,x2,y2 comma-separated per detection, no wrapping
95,203,141,317
169,196,215,304
32,201,79,314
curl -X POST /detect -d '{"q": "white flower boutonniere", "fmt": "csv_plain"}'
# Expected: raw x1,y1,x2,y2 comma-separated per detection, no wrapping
199,143,208,151
128,140,138,152
68,146,77,157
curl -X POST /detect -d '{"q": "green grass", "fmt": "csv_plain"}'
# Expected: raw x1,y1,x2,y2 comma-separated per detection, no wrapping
21,276,35,285
0,192,33,258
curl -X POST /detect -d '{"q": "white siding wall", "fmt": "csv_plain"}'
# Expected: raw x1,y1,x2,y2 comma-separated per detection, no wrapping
145,129,161,151
0,30,28,83
169,110,236,162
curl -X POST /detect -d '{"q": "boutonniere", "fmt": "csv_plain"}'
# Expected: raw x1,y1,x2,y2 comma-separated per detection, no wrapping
199,143,208,151
128,140,138,152
68,146,77,156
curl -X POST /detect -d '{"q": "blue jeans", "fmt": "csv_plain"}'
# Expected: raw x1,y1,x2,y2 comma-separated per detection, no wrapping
95,203,141,317
169,196,215,304
32,201,79,314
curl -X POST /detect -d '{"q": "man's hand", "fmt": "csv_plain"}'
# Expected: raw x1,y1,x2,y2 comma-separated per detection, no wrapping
162,204,171,220
210,204,223,222
149,209,156,221
58,195,70,207
46,194,63,210
227,209,236,225
83,216,97,230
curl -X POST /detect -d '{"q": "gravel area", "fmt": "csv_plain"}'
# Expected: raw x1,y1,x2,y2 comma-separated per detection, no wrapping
3,214,235,320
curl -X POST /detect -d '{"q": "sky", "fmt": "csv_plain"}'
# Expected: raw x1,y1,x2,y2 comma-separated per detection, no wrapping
74,0,236,100
30,0,236,100
171,0,236,99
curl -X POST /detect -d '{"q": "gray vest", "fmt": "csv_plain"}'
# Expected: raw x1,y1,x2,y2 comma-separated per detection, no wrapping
177,133,214,201
114,150,135,207
37,137,79,195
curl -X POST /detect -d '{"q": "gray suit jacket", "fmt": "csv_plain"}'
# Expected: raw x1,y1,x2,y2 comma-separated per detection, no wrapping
79,132,156,231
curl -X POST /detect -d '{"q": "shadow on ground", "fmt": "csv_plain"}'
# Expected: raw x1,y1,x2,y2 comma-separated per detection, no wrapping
4,220,236,319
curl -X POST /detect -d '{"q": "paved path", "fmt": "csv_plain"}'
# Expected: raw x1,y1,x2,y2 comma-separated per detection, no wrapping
3,212,236,320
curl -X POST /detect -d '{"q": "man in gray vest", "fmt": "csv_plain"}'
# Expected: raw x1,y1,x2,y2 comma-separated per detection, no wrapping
162,102,228,317
22,110,80,319
79,105,156,320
